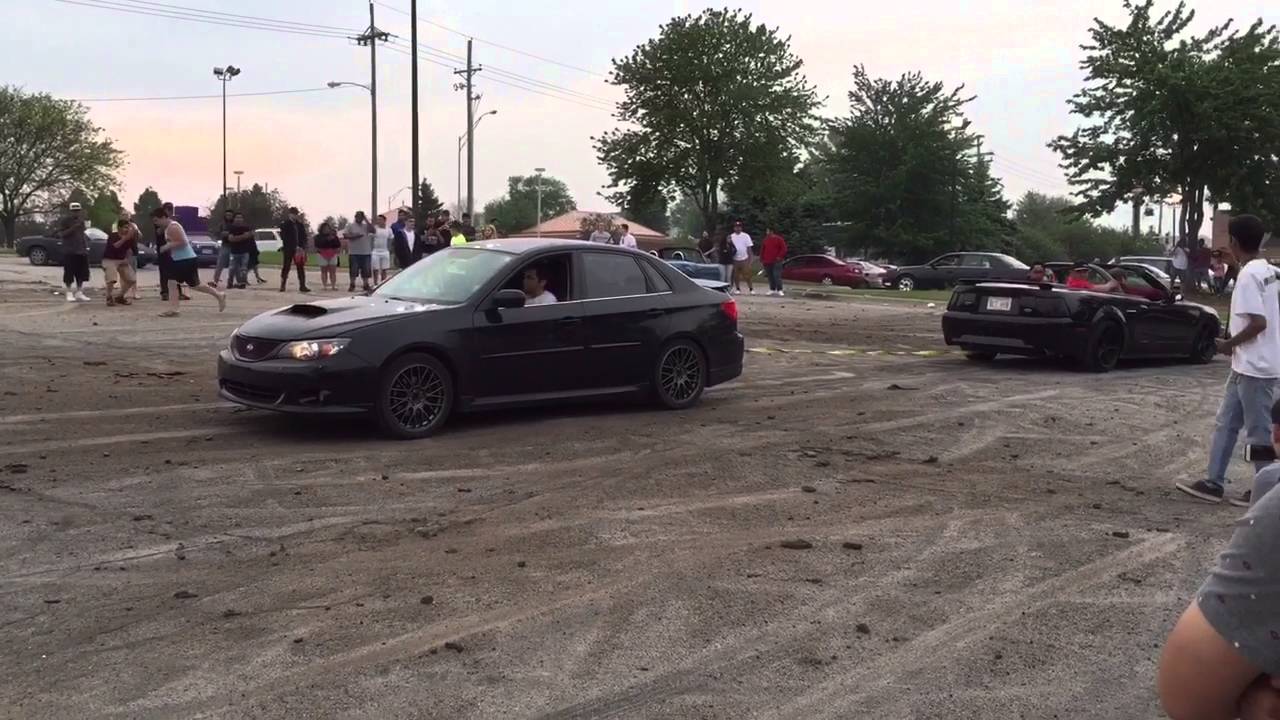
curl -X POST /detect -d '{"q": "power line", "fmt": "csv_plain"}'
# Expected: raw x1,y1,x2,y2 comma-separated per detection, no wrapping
73,86,350,103
80,0,361,33
53,0,354,39
372,0,606,78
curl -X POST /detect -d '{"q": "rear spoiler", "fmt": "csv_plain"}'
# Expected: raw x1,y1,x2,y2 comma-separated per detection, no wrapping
955,277,1055,291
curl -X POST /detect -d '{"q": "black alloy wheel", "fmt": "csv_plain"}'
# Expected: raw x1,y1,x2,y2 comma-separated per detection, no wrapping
1083,322,1124,373
965,351,998,362
654,340,707,410
376,353,454,439
1188,323,1217,364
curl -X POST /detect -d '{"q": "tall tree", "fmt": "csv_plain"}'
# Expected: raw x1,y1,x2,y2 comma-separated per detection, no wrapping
209,183,301,234
595,9,820,235
1010,190,1164,261
0,86,123,246
481,174,576,234
1050,1,1280,243
416,178,444,216
618,183,670,236
133,188,163,244
826,67,1010,262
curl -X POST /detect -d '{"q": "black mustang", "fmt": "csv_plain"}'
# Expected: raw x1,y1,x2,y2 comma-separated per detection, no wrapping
942,263,1220,372
218,238,745,438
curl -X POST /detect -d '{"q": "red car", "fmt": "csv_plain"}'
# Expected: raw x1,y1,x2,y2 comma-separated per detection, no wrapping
780,255,867,288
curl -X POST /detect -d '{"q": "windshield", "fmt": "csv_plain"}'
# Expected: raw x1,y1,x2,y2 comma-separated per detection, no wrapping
373,247,513,304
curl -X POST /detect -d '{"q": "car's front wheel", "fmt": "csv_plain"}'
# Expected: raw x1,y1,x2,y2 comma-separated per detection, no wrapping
654,339,707,410
897,275,916,292
1188,323,1218,364
27,246,49,266
1083,321,1124,373
375,353,454,439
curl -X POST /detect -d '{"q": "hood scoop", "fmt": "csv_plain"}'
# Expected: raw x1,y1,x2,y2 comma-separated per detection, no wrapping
282,304,329,318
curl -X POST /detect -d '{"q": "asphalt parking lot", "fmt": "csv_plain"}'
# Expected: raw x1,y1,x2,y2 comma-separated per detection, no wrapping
0,257,1250,719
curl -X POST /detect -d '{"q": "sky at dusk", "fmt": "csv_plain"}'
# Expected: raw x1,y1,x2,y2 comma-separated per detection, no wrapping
4,0,1278,231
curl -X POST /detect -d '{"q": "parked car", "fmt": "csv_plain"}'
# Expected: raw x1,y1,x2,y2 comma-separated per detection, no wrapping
188,233,221,267
894,252,1030,291
655,247,722,282
218,239,745,438
847,260,891,288
780,255,867,288
18,228,157,269
254,228,283,253
942,263,1218,372
1113,255,1174,278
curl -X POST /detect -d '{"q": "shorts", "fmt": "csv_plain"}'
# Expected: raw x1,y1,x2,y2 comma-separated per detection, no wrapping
170,258,201,287
63,254,90,285
371,251,391,270
101,258,136,285
317,253,339,267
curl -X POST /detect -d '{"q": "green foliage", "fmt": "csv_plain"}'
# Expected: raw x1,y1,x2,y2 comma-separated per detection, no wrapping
132,188,163,244
1050,1,1280,241
724,156,837,257
618,184,670,236
578,212,617,241
209,184,303,235
595,8,820,234
88,190,123,233
415,178,444,217
1009,190,1164,262
0,86,124,246
825,67,1012,263
481,175,576,234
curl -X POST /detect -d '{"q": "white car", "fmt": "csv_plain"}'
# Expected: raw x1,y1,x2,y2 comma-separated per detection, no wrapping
253,228,283,253
849,260,889,287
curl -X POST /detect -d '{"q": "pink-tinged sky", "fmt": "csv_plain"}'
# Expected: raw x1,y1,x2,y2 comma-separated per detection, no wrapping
3,0,1277,231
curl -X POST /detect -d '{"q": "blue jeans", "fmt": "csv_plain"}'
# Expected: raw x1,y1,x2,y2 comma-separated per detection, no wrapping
765,263,783,292
227,252,250,286
213,244,231,283
1206,371,1278,489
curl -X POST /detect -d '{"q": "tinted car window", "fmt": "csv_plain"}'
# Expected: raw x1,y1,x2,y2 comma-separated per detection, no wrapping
962,254,993,268
933,255,961,268
639,259,672,292
992,254,1030,270
583,253,649,299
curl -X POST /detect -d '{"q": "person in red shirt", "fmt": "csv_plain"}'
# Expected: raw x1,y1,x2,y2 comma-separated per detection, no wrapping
1066,266,1119,293
760,227,788,297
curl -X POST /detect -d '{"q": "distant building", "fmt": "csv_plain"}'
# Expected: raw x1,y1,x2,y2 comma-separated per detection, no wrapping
517,210,670,251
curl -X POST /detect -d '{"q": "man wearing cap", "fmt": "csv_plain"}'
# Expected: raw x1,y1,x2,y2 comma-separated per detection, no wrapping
57,203,91,302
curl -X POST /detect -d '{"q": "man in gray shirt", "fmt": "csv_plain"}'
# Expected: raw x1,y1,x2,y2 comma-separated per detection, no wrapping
1159,471,1280,718
57,202,91,302
343,211,374,293
588,222,613,244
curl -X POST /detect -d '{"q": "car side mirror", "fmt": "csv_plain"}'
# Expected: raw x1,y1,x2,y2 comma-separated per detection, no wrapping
490,288,526,310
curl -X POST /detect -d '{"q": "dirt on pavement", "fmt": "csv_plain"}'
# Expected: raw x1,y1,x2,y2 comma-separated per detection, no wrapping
0,258,1244,718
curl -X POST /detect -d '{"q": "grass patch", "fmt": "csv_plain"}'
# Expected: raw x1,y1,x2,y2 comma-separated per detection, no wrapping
255,250,327,268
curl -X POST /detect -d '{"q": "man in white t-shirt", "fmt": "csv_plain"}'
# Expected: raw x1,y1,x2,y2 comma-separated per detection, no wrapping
729,221,754,295
522,265,557,306
618,223,638,250
371,213,393,285
1171,240,1190,290
1178,215,1280,506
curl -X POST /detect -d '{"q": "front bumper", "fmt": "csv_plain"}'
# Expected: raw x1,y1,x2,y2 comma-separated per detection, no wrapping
942,312,1087,358
217,349,378,414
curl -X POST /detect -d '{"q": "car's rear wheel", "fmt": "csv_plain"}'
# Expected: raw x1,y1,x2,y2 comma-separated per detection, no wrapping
27,246,49,266
375,353,453,439
1188,323,1218,364
897,275,916,292
820,275,834,286
1083,321,1124,373
965,351,998,362
654,339,707,410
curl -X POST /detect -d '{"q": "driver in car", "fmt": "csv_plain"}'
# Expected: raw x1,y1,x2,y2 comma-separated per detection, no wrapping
523,265,557,306
1066,265,1120,293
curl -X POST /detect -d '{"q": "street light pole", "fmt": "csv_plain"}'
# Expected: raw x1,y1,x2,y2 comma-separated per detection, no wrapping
456,110,497,213
212,65,241,207
233,170,243,207
329,80,377,217
534,167,546,237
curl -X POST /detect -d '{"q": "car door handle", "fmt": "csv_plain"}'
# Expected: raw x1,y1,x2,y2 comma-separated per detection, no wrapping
644,308,665,317
557,317,582,327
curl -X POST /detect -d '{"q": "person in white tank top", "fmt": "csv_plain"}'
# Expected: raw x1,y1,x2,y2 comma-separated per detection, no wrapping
152,207,226,317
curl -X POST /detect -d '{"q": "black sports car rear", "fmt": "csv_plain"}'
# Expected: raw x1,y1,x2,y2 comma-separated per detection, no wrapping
941,264,1220,372
218,239,745,438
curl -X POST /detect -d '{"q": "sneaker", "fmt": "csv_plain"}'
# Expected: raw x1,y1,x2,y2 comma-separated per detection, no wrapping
65,290,76,302
216,291,227,313
749,289,756,295
299,287,312,293
1175,480,1224,504
778,290,785,297
106,295,116,307
1229,490,1252,508
348,283,356,293
74,290,90,302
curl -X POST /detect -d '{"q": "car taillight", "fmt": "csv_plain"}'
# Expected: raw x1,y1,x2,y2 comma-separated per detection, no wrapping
721,299,739,323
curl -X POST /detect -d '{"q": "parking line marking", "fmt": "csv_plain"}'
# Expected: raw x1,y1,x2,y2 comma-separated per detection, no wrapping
0,402,232,426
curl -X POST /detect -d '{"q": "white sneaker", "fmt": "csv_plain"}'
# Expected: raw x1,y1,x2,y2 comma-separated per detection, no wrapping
778,290,785,297
65,290,76,302
731,290,741,295
749,289,756,295
74,290,90,302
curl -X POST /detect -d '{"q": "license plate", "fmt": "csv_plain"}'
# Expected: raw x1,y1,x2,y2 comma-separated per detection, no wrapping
985,296,1012,312
200,248,215,254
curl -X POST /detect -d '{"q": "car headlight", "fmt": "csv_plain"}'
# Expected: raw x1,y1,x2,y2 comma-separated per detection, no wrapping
281,339,349,361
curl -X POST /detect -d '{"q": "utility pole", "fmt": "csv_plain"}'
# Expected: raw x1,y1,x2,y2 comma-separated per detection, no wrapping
410,0,420,229
534,167,546,237
454,39,482,216
353,3,389,220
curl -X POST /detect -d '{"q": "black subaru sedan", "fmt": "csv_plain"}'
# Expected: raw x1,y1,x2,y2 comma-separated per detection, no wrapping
218,238,745,438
